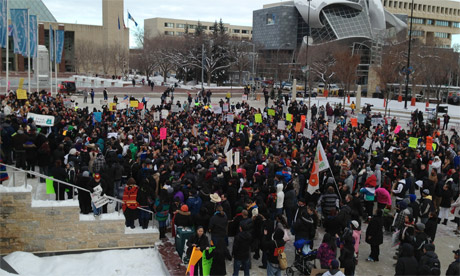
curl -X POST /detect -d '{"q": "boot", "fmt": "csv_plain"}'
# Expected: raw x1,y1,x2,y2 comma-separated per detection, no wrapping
143,220,149,229
437,218,441,224
442,219,447,225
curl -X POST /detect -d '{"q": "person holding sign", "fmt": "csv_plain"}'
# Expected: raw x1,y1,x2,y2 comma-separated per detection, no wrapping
186,226,209,276
88,173,108,218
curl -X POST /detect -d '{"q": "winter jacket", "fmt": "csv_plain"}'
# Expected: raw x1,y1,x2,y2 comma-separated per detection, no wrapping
284,189,297,210
424,216,438,242
174,213,193,227
419,196,435,219
276,183,284,209
375,187,392,206
395,243,418,276
360,187,375,201
439,187,452,208
418,251,441,276
204,246,231,276
262,235,286,265
185,196,202,216
366,215,383,245
293,206,315,240
122,185,139,212
446,259,460,276
186,233,209,257
154,199,170,222
365,174,377,187
339,245,355,275
209,211,228,237
317,243,336,268
232,230,252,260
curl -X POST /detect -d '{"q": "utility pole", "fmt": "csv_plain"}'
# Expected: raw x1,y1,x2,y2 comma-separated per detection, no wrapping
404,0,415,109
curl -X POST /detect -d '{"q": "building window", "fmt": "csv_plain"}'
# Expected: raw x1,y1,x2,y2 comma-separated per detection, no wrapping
404,2,407,9
266,13,276,25
176,23,185,28
384,0,387,7
435,20,449,27
232,29,240,33
426,19,433,25
453,22,460,28
176,32,184,36
410,18,424,24
224,27,228,31
394,1,397,8
434,32,449,38
164,22,174,28
164,31,174,35
242,30,249,34
188,24,197,29
408,30,424,37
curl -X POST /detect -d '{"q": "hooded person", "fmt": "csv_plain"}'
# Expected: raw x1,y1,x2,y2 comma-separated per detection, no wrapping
232,223,253,275
208,204,228,245
418,243,441,276
395,243,418,276
322,259,345,276
262,228,286,275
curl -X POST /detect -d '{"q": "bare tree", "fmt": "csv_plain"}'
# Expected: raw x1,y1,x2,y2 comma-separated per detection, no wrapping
75,40,98,74
332,49,360,106
309,43,338,95
133,27,145,49
228,40,252,85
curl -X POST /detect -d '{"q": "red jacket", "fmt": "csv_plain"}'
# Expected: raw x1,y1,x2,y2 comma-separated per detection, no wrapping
122,185,139,212
365,174,377,187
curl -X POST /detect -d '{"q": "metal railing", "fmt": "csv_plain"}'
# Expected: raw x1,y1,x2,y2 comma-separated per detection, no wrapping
0,163,155,215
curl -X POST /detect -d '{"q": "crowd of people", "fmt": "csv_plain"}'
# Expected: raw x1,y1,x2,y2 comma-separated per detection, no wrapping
1,88,460,276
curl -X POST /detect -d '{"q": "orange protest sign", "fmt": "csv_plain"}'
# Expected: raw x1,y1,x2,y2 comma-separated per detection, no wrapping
351,118,358,127
426,136,433,151
295,122,302,132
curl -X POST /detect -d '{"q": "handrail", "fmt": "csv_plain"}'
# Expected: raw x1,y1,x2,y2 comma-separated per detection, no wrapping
0,163,155,215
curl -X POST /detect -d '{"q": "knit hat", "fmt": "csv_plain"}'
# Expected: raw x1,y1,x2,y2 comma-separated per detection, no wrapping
82,171,90,177
351,220,359,229
330,259,339,269
94,173,101,180
127,177,136,185
181,205,189,212
422,189,430,195
415,222,425,232
273,228,284,240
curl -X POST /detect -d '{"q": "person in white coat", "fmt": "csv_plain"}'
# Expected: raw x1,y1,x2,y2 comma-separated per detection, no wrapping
276,183,284,216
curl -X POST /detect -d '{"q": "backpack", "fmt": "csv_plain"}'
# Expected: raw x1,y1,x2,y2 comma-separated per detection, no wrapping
427,256,441,275
274,240,288,270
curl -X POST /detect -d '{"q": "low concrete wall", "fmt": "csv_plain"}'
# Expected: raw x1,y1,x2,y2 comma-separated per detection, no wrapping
0,191,158,254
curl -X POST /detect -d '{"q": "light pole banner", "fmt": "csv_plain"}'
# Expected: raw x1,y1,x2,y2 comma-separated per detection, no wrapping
28,14,37,58
49,24,53,61
10,9,28,55
0,0,7,48
27,112,55,126
55,30,64,64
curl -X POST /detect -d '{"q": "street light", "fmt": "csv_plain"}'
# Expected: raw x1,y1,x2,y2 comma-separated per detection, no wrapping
404,0,415,109
276,42,292,91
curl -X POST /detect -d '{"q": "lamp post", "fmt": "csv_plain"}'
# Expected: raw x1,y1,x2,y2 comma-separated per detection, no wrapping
404,0,415,109
304,0,312,109
276,42,291,92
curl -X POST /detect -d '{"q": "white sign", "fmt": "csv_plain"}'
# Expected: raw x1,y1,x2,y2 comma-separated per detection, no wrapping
223,103,229,112
363,137,372,150
224,138,230,154
154,111,160,121
214,106,222,114
226,149,233,167
227,113,234,123
161,109,169,119
27,113,55,127
371,118,385,127
242,94,248,101
107,132,118,139
91,184,110,208
277,120,286,130
171,105,179,113
234,151,240,166
303,129,312,139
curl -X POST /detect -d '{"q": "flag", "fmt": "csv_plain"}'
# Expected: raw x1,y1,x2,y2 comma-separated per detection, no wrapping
186,247,203,274
49,24,54,61
8,25,13,36
55,30,64,64
0,0,7,48
307,141,330,194
28,15,38,58
118,16,120,30
10,9,28,55
202,247,215,276
128,12,138,27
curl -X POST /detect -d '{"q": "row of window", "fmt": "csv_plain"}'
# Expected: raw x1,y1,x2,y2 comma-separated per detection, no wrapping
163,22,251,34
408,30,424,37
409,17,460,28
383,0,459,16
164,30,251,36
434,32,450,38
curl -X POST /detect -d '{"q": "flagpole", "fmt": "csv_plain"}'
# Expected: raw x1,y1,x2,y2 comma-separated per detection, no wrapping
27,9,31,93
54,28,57,95
49,25,52,95
36,15,39,93
5,0,9,94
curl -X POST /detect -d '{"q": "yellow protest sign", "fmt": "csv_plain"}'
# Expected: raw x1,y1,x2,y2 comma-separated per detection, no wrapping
268,109,275,116
255,113,262,123
16,89,28,100
286,113,293,122
130,101,138,108
18,78,25,89
109,103,117,111
409,137,418,149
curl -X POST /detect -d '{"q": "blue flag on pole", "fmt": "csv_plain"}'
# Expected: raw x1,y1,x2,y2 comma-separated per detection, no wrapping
128,12,138,27
49,25,54,61
55,30,64,64
11,9,28,55
28,15,37,58
0,0,7,48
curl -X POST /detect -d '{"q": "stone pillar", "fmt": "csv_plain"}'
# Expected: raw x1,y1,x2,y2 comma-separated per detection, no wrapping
356,85,362,112
58,25,65,73
292,79,297,102
39,23,45,45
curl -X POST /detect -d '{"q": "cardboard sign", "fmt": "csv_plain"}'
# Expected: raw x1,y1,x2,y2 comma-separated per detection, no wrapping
171,105,179,113
268,109,275,116
130,101,138,108
242,94,248,101
255,113,262,123
295,122,302,132
192,125,198,137
91,184,110,209
161,109,169,119
426,136,433,151
286,113,293,122
277,120,286,130
160,128,167,140
26,113,55,127
154,112,160,121
214,106,222,114
351,118,358,127
16,89,27,99
234,151,240,166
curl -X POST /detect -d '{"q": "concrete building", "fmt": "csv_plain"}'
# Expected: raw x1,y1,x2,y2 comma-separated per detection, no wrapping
144,17,253,40
1,0,129,76
381,0,460,48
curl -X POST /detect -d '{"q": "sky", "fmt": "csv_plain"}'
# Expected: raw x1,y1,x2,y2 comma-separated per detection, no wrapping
41,0,460,48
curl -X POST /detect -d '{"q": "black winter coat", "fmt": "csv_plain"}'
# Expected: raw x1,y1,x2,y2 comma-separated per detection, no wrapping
208,212,228,237
204,246,231,276
366,216,383,245
395,243,418,276
232,230,252,260
262,235,286,264
186,233,209,257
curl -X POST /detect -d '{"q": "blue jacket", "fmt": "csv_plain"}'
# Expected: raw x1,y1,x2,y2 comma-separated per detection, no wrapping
186,196,202,216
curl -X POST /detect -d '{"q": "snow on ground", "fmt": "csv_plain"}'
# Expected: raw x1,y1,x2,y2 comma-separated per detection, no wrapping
0,184,32,193
2,248,169,276
79,212,125,221
124,226,159,234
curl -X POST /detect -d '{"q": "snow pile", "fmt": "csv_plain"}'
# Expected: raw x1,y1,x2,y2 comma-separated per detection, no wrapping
125,226,159,234
2,248,169,276
0,185,32,193
79,212,125,221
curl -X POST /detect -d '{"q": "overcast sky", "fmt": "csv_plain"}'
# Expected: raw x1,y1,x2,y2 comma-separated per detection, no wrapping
42,0,460,47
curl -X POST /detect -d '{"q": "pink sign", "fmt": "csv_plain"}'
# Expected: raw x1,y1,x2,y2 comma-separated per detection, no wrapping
160,128,167,140
394,125,401,134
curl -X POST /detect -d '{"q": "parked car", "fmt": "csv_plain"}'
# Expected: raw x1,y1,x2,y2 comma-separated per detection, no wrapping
58,81,77,95
448,91,460,105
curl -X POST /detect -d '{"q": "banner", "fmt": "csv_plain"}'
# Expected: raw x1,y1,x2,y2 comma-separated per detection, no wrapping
11,9,28,55
49,24,53,61
186,247,202,274
28,15,37,58
308,141,330,194
55,29,65,63
27,112,55,126
0,0,7,48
